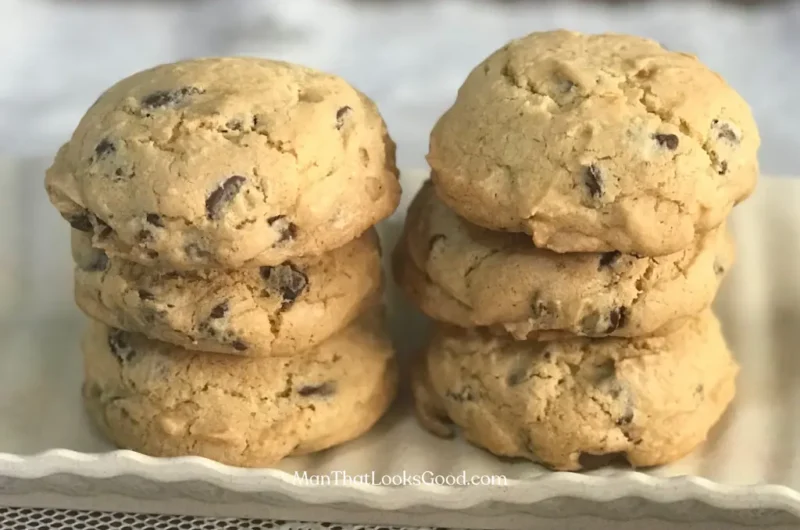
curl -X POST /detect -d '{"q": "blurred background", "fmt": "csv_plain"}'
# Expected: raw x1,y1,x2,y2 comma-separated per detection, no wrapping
0,0,798,174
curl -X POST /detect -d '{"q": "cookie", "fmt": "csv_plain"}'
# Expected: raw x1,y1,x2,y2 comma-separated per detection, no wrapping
428,30,759,256
82,312,397,467
412,311,737,470
72,229,382,356
393,181,733,340
45,57,400,269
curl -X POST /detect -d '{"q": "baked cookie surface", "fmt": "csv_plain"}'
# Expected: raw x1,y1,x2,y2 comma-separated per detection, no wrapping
393,181,733,339
83,313,397,467
73,229,382,356
412,311,737,470
46,57,400,269
428,30,759,256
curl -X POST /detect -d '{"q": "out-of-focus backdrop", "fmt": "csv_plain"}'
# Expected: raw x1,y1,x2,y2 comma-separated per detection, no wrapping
0,0,797,173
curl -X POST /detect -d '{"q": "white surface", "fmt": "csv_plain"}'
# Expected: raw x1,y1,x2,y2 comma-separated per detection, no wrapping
1,164,800,527
0,0,797,176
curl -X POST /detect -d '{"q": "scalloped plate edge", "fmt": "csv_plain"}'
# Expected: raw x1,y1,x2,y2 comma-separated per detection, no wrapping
1,450,800,516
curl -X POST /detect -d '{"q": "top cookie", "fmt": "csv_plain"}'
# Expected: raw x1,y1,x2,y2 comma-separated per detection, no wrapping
428,30,759,256
46,57,401,269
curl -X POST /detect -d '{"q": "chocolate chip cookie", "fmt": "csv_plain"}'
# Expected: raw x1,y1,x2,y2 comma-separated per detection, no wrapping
428,30,759,256
46,57,400,269
72,229,382,356
412,311,737,470
393,181,733,340
83,312,398,467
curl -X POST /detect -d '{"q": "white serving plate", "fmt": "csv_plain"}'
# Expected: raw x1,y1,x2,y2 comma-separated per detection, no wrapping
1,159,800,529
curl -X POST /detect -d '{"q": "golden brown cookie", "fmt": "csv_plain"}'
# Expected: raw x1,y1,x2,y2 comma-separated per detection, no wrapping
412,311,737,470
83,312,397,467
428,30,759,256
46,57,400,269
393,181,733,339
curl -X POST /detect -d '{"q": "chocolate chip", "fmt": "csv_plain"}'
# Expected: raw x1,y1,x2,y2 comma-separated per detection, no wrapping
335,106,352,130
137,229,153,243
206,176,247,220
695,384,704,396
714,260,726,276
92,216,113,239
616,409,634,426
185,243,210,260
607,307,628,333
107,329,135,362
81,248,109,272
68,212,93,232
146,250,159,259
507,366,529,386
428,234,446,251
590,359,617,384
225,119,243,131
267,215,298,244
146,213,164,227
94,139,116,159
137,290,154,301
718,160,729,176
209,301,228,319
712,119,739,143
653,133,679,150
232,340,248,351
583,164,603,198
142,86,203,109
297,382,337,397
445,387,474,402
531,292,557,320
260,263,309,308
578,451,628,470
599,251,621,269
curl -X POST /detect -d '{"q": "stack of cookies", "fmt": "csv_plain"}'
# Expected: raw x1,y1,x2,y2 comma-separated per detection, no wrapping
45,58,402,467
397,31,760,470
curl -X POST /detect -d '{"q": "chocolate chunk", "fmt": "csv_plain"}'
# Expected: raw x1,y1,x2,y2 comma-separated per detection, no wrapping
146,250,159,259
232,340,248,351
297,382,337,397
137,290,154,301
206,176,246,220
94,139,116,159
695,384,704,396
92,216,113,239
209,301,228,319
428,234,446,251
713,260,726,276
146,213,164,227
718,160,729,176
607,307,628,333
583,164,603,198
578,451,628,470
260,263,309,308
653,133,679,150
267,215,298,244
81,247,109,272
107,329,135,362
712,119,739,143
142,86,203,109
137,229,153,243
335,106,352,130
599,251,621,269
68,212,93,232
